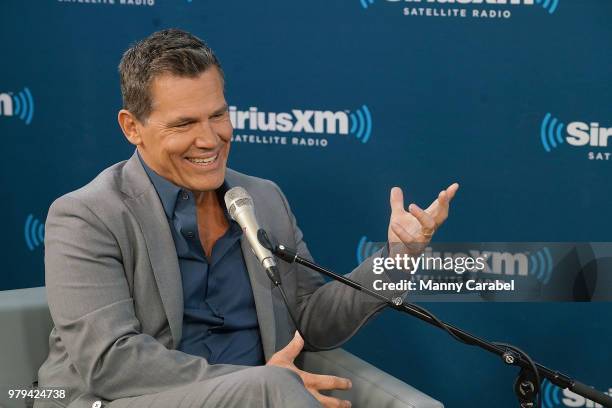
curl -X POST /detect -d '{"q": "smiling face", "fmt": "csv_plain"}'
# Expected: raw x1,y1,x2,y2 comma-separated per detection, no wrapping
121,67,232,192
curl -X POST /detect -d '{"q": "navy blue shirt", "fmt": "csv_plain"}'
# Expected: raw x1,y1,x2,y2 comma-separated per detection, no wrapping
138,153,264,366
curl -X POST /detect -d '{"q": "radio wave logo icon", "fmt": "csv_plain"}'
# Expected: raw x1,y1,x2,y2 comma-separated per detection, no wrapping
24,214,45,251
541,379,563,408
349,105,373,143
356,236,384,264
359,0,375,9
535,0,560,14
0,87,34,125
540,113,565,152
528,247,553,284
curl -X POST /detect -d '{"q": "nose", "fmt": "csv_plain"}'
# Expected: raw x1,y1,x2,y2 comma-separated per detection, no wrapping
193,121,219,149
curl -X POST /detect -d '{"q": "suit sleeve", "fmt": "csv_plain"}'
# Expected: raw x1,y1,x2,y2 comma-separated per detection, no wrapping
44,195,248,401
270,183,404,349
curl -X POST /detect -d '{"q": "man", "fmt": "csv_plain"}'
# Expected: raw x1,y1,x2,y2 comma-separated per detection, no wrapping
37,29,458,408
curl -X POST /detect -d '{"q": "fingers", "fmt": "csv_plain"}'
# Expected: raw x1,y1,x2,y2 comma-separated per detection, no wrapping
445,182,459,201
431,190,450,224
437,190,448,207
304,373,352,391
280,331,304,361
438,182,459,217
426,182,460,223
390,183,459,244
408,203,436,234
389,187,405,214
315,392,352,408
305,373,352,407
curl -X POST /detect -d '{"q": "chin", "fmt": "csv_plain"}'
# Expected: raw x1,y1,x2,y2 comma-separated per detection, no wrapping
191,172,226,192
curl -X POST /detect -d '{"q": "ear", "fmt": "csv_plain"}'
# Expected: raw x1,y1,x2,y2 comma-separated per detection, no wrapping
118,109,143,146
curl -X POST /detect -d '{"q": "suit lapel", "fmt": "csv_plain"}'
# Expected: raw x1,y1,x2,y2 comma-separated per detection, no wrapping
226,170,277,360
121,152,184,348
240,237,277,360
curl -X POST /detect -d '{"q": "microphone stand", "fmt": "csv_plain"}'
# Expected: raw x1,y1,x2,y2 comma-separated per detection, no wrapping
263,235,612,408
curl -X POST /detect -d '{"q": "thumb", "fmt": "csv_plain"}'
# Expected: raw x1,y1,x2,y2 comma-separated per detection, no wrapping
280,331,304,361
390,187,405,214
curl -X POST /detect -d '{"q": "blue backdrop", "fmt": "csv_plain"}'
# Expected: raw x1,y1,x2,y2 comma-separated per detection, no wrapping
1,1,611,407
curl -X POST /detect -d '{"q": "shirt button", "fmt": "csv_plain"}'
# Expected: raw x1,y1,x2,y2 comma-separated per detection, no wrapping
182,191,190,200
185,231,195,239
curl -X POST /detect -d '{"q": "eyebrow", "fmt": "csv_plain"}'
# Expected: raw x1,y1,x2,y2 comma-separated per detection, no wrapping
166,117,198,127
211,104,229,116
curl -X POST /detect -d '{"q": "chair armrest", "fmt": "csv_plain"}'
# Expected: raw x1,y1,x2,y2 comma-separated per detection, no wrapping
0,287,53,408
297,348,443,408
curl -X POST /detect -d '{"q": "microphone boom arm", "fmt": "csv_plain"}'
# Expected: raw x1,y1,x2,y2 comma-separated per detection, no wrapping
268,238,612,408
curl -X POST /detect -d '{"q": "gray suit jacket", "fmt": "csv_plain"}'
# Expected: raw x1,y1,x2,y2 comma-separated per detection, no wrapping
38,151,398,407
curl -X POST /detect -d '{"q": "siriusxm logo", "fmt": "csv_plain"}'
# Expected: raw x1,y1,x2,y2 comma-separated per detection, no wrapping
0,87,34,125
542,379,612,408
57,0,155,6
24,214,45,251
361,0,559,17
540,113,611,161
230,105,373,147
356,237,553,283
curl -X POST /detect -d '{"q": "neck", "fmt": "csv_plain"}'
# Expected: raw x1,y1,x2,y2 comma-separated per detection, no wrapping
194,188,230,258
193,189,219,208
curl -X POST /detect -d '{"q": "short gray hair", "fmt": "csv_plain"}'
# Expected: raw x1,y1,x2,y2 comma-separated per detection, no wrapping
118,28,223,121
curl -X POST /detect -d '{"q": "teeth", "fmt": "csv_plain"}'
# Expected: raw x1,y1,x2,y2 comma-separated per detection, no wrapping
187,155,217,165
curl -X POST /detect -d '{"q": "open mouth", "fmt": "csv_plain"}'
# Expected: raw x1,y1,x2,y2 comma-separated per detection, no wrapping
185,154,219,167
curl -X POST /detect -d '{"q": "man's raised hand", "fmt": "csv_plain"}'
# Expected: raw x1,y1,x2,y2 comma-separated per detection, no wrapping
387,183,459,253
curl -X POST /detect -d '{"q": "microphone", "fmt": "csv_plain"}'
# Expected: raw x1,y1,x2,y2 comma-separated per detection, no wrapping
224,186,281,285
